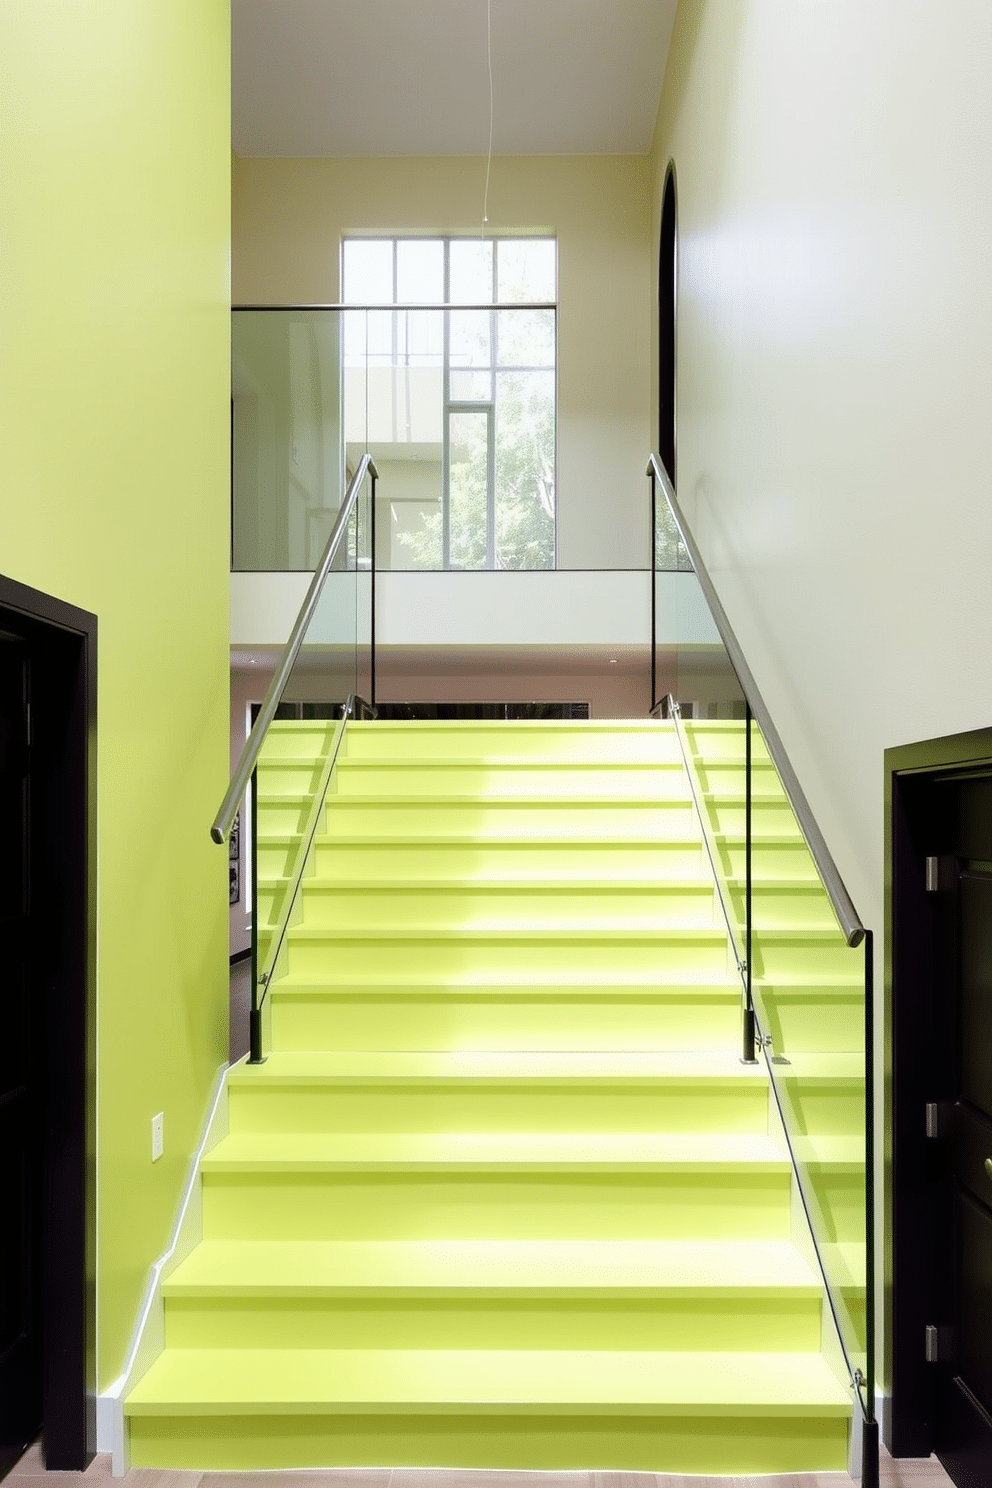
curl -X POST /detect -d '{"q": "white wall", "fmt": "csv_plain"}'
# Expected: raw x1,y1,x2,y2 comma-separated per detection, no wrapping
652,0,992,1405
232,154,653,570
653,0,992,937
230,569,718,654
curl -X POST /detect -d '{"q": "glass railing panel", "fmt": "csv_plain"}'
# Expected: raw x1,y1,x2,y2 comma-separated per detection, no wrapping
648,454,873,1430
233,309,346,573
245,459,373,1062
653,494,749,997
747,709,871,1411
354,459,374,708
233,303,555,574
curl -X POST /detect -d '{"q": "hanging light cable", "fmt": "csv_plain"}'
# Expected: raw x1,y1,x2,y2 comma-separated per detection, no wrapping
482,0,493,233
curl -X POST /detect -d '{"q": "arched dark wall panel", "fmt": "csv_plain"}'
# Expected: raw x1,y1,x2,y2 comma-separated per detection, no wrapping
658,161,678,485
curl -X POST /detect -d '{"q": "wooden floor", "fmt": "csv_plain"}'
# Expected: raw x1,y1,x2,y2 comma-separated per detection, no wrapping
5,1441,956,1488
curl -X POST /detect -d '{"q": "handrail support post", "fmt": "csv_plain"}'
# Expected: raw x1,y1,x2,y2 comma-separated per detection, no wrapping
743,700,757,1063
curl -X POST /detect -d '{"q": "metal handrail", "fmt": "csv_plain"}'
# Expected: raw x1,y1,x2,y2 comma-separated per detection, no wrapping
211,453,378,845
647,453,865,947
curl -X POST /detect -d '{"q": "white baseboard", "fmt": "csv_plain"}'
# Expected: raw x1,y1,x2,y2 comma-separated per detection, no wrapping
97,1060,233,1474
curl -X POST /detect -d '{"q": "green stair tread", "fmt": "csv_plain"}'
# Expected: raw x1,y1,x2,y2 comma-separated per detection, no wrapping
270,977,742,999
314,833,707,847
298,877,717,894
713,832,805,845
755,974,864,990
726,877,830,892
227,1049,770,1087
162,1238,822,1298
285,924,731,943
320,794,693,807
124,1348,851,1417
336,758,684,771
346,720,668,733
201,1130,792,1173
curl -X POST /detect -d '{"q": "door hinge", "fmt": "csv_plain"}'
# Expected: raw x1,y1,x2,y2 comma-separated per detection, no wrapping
926,1324,953,1363
925,856,940,892
25,700,31,748
926,1102,941,1138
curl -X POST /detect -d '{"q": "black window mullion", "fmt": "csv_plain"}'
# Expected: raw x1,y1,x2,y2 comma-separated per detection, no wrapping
486,403,496,570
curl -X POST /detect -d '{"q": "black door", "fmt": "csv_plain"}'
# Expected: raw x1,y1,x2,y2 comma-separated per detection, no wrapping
0,632,42,1475
0,577,96,1474
928,771,992,1487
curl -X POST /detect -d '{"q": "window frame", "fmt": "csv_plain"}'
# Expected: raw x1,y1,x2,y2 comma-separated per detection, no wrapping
342,235,558,572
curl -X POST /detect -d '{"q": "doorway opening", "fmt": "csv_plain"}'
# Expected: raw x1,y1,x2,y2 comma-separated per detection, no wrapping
888,725,992,1487
0,574,96,1474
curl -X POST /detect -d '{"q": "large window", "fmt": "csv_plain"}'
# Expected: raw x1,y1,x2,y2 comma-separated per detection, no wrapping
342,237,557,571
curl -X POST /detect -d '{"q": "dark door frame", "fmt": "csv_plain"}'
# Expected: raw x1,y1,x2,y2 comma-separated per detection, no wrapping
0,573,96,1471
886,724,992,1463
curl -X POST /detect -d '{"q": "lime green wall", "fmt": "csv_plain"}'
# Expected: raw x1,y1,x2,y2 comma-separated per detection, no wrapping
0,1,231,1387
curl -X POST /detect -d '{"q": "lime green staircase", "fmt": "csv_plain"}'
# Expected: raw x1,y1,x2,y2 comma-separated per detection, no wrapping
125,719,855,1474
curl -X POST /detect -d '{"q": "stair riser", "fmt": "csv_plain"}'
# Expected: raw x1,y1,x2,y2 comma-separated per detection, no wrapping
693,764,778,794
717,842,817,879
200,1171,793,1242
292,886,721,930
128,1409,848,1475
311,802,701,839
311,840,709,881
802,1171,866,1242
344,725,682,765
259,723,339,760
225,1085,770,1136
258,764,330,796
685,724,772,762
728,888,839,930
283,937,734,981
257,885,295,925
334,765,689,799
260,801,702,838
758,992,865,1053
750,942,858,980
269,993,742,1053
705,803,803,835
776,1082,865,1137
257,842,304,878
162,1294,822,1353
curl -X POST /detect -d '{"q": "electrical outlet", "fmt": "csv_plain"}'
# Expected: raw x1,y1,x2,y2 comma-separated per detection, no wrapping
151,1112,164,1162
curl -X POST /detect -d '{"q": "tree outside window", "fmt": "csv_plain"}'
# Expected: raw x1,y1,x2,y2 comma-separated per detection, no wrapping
342,237,556,571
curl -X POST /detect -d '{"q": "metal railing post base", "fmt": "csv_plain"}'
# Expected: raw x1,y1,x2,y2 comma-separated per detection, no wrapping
860,1416,879,1488
741,1004,758,1064
248,1006,266,1066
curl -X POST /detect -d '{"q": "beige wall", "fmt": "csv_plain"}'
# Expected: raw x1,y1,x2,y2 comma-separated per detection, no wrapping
233,154,653,569
652,0,992,1408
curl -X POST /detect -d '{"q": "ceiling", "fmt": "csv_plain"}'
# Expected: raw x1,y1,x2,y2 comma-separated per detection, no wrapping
231,0,677,158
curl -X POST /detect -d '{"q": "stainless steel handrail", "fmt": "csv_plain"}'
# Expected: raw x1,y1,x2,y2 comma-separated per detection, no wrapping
647,453,865,947
211,452,378,845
